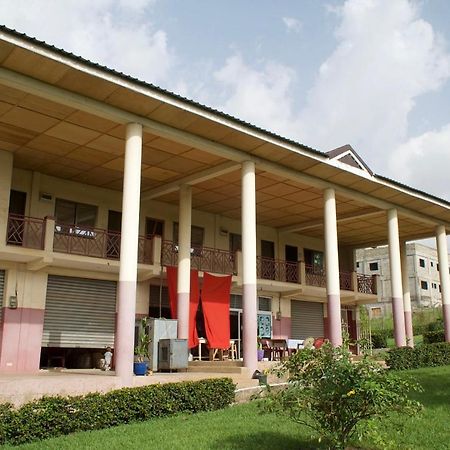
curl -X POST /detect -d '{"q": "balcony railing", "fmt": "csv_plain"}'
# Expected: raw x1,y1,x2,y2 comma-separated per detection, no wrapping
6,214,45,249
257,257,299,283
161,241,235,275
339,271,353,291
357,273,377,295
305,264,326,287
53,223,154,264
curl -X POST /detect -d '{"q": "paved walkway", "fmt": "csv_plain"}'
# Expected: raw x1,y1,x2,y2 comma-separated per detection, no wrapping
0,361,281,406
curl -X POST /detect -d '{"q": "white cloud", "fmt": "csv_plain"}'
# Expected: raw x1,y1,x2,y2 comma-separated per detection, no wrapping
390,124,450,199
0,0,172,83
282,17,302,33
213,54,299,137
297,0,450,171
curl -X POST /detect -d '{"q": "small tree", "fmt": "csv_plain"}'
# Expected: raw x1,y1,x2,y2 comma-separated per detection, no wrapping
262,342,421,449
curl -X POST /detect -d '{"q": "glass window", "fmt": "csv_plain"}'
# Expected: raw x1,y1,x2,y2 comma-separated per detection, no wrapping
173,223,204,248
55,199,97,234
419,258,425,268
421,280,428,290
369,262,379,271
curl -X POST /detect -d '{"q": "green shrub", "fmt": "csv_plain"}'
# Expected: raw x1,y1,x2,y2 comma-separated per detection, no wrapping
426,318,444,332
386,342,450,370
423,330,445,344
261,343,421,450
0,378,235,446
371,330,388,348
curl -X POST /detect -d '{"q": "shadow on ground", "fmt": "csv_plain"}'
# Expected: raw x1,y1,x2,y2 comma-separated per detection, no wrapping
210,431,322,450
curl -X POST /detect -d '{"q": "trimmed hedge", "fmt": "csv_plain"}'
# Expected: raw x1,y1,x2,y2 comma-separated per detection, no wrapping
386,342,450,371
0,378,235,446
423,330,445,344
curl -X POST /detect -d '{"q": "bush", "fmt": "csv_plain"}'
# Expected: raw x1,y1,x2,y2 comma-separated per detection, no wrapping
426,318,444,332
371,331,388,348
423,330,445,344
386,342,450,370
0,378,235,446
261,343,421,450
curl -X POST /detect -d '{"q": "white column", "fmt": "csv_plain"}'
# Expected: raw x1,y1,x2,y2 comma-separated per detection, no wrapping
436,225,450,342
0,150,13,248
242,161,258,373
387,209,406,347
324,188,342,346
400,241,414,347
115,123,143,384
177,185,192,340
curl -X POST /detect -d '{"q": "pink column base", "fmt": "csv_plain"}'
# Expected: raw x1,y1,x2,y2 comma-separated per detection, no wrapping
392,296,406,347
242,283,257,373
444,303,450,343
0,307,44,373
176,292,190,340
404,311,414,347
327,294,342,346
115,280,137,384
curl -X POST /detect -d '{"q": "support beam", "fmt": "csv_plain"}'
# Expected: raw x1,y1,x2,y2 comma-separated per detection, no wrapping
400,241,414,347
115,123,143,384
0,67,448,230
141,162,239,201
387,209,406,347
436,225,450,342
177,185,192,340
279,208,382,233
242,161,258,373
324,188,342,347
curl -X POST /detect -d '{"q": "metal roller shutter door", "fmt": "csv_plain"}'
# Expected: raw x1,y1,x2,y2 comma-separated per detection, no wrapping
291,300,324,339
43,275,117,348
0,270,4,324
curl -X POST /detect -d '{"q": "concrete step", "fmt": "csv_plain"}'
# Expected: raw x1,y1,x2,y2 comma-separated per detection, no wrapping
187,360,246,374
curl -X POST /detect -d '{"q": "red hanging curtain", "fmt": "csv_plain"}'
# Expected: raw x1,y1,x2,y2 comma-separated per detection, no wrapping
166,266,199,348
201,272,232,349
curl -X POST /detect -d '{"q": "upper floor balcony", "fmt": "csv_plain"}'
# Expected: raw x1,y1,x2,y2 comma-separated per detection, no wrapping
4,215,377,296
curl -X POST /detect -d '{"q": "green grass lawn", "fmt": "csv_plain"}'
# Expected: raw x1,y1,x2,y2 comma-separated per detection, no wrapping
4,365,450,450
387,334,424,348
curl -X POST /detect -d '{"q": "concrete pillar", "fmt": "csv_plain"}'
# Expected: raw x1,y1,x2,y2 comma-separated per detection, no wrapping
0,150,13,249
324,188,342,346
436,225,450,342
177,185,192,340
115,123,143,384
242,161,258,373
387,209,406,347
400,241,414,347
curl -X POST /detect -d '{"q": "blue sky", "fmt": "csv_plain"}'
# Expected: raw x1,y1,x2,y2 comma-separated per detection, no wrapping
1,0,450,204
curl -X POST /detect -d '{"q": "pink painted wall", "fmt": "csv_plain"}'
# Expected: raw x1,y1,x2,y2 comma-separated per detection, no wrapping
272,315,291,340
0,307,45,373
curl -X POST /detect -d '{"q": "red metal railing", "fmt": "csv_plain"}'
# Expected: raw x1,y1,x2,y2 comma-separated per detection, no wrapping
161,240,235,275
53,223,153,264
305,264,326,287
256,257,299,283
6,214,45,249
357,273,377,294
339,271,353,291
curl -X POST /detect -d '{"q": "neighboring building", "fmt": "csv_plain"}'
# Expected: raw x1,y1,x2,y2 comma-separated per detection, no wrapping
0,26,449,378
356,243,450,316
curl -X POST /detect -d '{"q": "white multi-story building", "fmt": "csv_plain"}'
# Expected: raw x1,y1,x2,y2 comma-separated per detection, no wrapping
356,243,450,316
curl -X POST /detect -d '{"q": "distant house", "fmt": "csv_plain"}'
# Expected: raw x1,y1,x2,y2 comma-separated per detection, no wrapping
357,243,450,316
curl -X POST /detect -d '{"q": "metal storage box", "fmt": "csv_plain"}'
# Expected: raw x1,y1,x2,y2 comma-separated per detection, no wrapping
140,318,178,372
158,339,188,371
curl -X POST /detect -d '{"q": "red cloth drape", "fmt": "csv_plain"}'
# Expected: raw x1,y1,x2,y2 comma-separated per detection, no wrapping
201,272,232,349
166,266,199,348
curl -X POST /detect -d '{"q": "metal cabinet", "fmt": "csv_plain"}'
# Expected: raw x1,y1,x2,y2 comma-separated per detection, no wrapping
158,339,188,370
